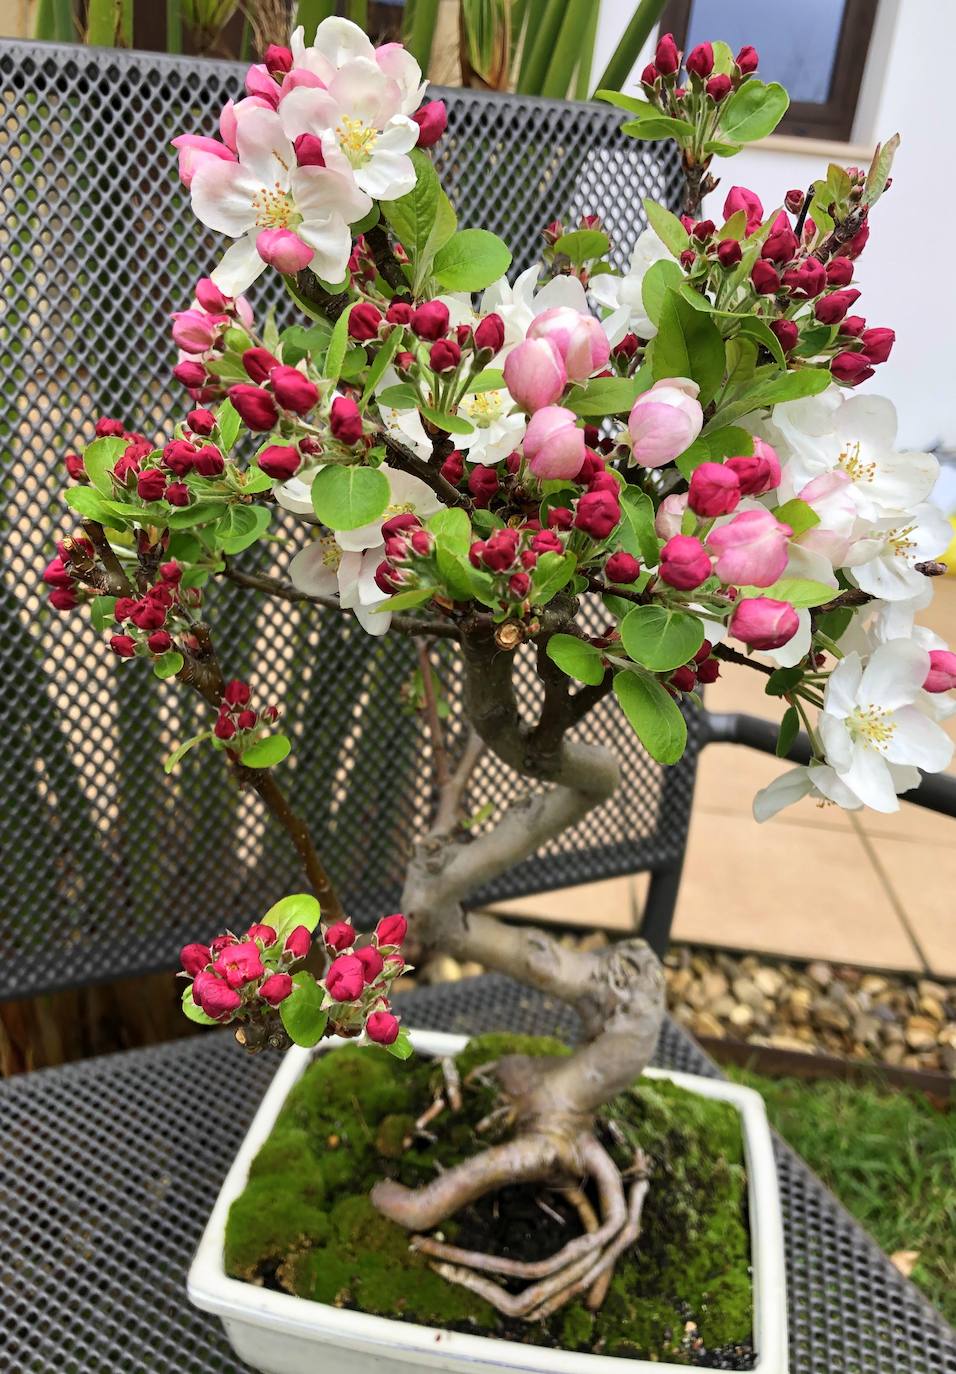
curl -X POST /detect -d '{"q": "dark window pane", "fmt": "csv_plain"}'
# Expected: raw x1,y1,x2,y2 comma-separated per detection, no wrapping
686,0,846,104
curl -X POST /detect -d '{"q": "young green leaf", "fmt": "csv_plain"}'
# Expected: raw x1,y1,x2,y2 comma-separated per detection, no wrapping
433,229,512,291
776,704,800,757
642,199,690,256
428,506,472,555
89,595,117,633
546,633,606,685
641,258,685,328
359,329,403,411
65,485,119,523
82,436,126,495
263,892,322,941
419,405,475,436
772,498,820,537
620,604,705,672
765,666,805,697
465,368,505,394
531,551,577,605
311,465,390,530
750,578,836,608
324,302,357,384
719,80,789,144
163,731,210,774
619,488,660,567
279,971,329,1048
622,115,694,140
565,373,649,417
383,149,457,293
595,90,657,117
377,382,421,410
166,501,228,530
240,733,292,768
215,399,241,453
384,1025,414,1059
153,650,184,681
552,228,610,264
676,425,754,479
217,504,272,555
651,288,725,404
613,670,687,764
371,586,435,613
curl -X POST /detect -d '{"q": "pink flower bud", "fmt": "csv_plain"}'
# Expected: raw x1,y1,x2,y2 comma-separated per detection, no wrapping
523,404,586,480
574,488,621,541
181,943,211,975
195,277,228,313
504,337,567,412
531,528,564,555
830,350,874,385
723,186,763,235
43,556,73,588
839,315,866,339
349,302,383,341
173,360,206,388
242,347,280,383
366,1009,400,1043
330,395,363,445
627,377,703,467
751,260,780,295
605,552,640,584
706,73,732,100
147,630,172,654
814,289,861,325
324,921,355,952
166,482,190,506
924,650,956,693
670,665,697,693
192,444,225,477
259,972,294,1006
244,62,281,107
861,327,895,364
256,227,314,273
478,528,519,572
686,42,714,77
236,709,257,730
243,923,276,948
258,444,301,480
110,633,137,657
215,940,264,988
430,339,461,372
229,383,278,431
735,45,759,74
293,132,326,167
48,587,77,611
826,257,854,287
271,365,319,414
730,597,799,650
688,462,741,517
214,715,236,740
726,440,781,497
386,300,413,325
129,600,167,630
508,571,531,599
784,188,805,214
326,953,365,1001
412,99,447,148
782,259,826,298
641,62,660,89
527,307,610,382
375,912,407,946
355,945,384,983
474,313,505,353
707,508,791,587
845,220,869,259
196,973,242,1020
716,238,742,267
659,534,711,590
171,309,218,353
441,449,464,484
769,319,798,354
761,214,798,263
410,300,450,341
655,32,681,75
170,134,236,189
468,465,499,507
187,407,216,436
223,679,251,706
264,43,292,73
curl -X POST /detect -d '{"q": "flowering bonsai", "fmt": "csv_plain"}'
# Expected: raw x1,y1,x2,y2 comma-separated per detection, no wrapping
46,20,955,1320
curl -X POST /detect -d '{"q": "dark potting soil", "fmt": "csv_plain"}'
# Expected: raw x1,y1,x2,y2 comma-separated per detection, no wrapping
224,1033,756,1367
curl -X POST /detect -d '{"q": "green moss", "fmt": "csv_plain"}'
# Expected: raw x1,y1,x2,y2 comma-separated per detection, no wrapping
224,1035,754,1364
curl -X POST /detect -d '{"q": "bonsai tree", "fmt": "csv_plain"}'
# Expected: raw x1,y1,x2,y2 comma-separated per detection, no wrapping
46,19,955,1318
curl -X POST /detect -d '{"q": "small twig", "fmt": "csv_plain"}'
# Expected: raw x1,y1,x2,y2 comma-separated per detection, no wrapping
381,432,473,511
365,222,409,295
585,574,646,605
417,641,451,793
237,765,345,922
81,521,133,597
712,644,776,678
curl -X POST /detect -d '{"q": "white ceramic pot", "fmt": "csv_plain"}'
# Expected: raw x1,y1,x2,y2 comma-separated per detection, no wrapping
189,1029,788,1374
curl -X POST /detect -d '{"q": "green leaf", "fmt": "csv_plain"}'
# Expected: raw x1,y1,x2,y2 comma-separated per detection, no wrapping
719,210,748,241
709,366,831,430
182,985,218,1026
262,893,322,941
372,586,435,613
215,399,241,453
773,498,820,537
163,731,209,774
89,595,117,633
166,501,228,529
433,229,512,291
240,733,292,768
384,1026,414,1059
675,425,753,479
736,315,787,369
776,705,800,757
765,666,804,697
618,488,659,568
815,607,853,643
546,633,605,685
595,89,657,117
280,320,332,367
419,406,475,436
428,506,471,555
83,436,126,495
613,671,687,764
750,578,835,608
703,139,742,157
324,302,357,384
651,289,725,405
565,374,648,417
465,368,505,394
360,329,403,411
217,504,272,555
719,80,789,144
279,972,329,1048
531,551,577,605
377,382,421,410
642,199,689,256
65,485,117,523
383,149,457,294
863,133,900,208
311,465,390,530
621,115,694,140
552,229,610,265
620,604,704,672
641,258,685,328
153,650,184,680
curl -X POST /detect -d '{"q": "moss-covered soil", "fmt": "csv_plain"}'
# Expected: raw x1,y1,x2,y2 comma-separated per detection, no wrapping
224,1034,755,1367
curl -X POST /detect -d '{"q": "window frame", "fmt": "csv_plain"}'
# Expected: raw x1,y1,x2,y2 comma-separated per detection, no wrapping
658,0,878,143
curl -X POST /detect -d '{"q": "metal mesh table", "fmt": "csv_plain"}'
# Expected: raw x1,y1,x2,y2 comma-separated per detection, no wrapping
2,975,953,1374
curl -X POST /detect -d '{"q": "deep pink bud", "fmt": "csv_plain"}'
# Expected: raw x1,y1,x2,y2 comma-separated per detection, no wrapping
326,953,365,1002
166,482,190,506
223,679,251,706
330,395,363,445
173,360,207,389
43,556,73,588
214,940,265,988
730,597,799,650
697,657,720,684
474,312,505,353
830,351,874,385
188,407,217,435
324,921,356,952
349,302,383,341
355,944,384,983
761,217,798,264
110,633,137,658
670,665,697,693
236,710,257,730
48,587,77,611
214,715,237,740
688,462,741,517
412,99,447,148
716,238,742,267
814,289,861,324
95,417,126,438
924,650,956,693
192,444,225,477
660,534,711,590
430,339,461,372
507,571,530,599
271,365,319,414
480,528,520,572
706,73,732,100
467,464,499,507
655,32,681,75
375,912,407,946
411,300,450,340
440,450,465,484
641,63,659,89
247,923,277,947
365,1010,400,1044
160,560,182,584
195,277,228,313
826,257,854,287
242,347,280,384
386,300,414,325
285,924,313,959
229,383,278,431
147,630,172,654
769,319,799,353
181,942,211,976
735,45,759,74
264,43,293,73
504,337,567,411
259,972,293,1006
574,489,620,541
65,452,85,480
861,327,895,364
293,132,326,166
686,42,714,77
605,551,640,584
782,259,826,299
256,227,314,273
751,260,780,295
784,188,806,215
162,439,198,476
839,315,867,339
197,975,242,1020
726,439,781,496
844,221,869,259
255,444,300,481
723,186,763,235
129,599,166,630
523,404,586,480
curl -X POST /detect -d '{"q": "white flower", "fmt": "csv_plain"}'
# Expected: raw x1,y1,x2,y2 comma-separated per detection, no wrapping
482,264,629,355
276,461,440,550
588,228,673,340
279,62,420,201
770,389,938,523
289,536,392,636
191,106,370,293
289,18,426,115
753,762,865,821
455,388,526,466
843,502,952,601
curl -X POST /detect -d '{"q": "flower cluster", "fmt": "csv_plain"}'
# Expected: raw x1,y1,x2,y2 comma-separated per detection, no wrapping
319,912,410,1045
181,918,311,1022
172,277,256,402
213,678,280,744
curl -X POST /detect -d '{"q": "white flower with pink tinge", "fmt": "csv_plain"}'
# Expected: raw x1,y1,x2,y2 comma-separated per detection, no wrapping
289,18,426,116
289,537,393,636
190,106,371,295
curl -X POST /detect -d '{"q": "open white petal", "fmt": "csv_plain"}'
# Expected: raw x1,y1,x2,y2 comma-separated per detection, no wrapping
752,766,815,822
841,742,899,812
356,149,416,200
210,233,267,296
823,652,863,719
329,59,402,126
234,106,294,188
289,542,341,596
297,213,353,283
820,711,854,771
278,85,341,140
859,640,929,710
886,706,954,772
313,15,376,68
190,160,260,235
293,166,372,224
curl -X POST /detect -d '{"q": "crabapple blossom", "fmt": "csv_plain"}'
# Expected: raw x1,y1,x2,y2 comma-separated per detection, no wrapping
522,405,586,480
588,228,673,338
729,597,800,651
707,509,792,588
503,337,567,412
627,378,703,467
844,503,951,601
526,306,610,381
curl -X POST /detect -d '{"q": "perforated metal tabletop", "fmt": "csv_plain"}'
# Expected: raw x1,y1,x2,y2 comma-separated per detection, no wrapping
2,975,953,1374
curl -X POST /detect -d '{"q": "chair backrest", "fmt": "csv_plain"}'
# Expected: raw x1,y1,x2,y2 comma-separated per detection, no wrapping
0,39,698,1000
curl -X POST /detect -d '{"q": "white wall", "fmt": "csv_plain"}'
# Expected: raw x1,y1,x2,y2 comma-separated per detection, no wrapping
595,0,956,451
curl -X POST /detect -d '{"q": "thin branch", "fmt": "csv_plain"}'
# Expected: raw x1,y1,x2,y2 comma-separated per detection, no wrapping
712,643,775,678
417,640,451,792
381,432,474,511
365,222,409,295
81,521,133,597
585,574,646,605
238,766,345,922
430,728,484,837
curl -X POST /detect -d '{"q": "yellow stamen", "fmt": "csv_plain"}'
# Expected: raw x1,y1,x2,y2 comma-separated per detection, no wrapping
838,439,877,484
337,116,378,167
251,182,295,229
848,704,895,751
461,390,504,429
